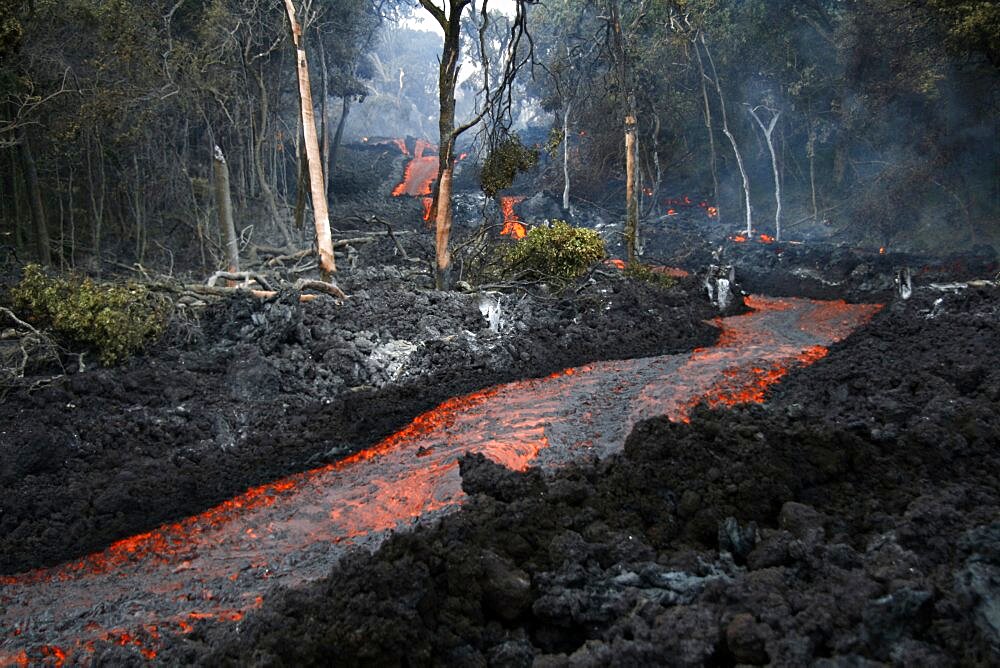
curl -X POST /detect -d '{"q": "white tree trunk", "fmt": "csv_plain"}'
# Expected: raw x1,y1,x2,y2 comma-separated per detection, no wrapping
701,35,752,236
748,105,782,240
283,0,335,278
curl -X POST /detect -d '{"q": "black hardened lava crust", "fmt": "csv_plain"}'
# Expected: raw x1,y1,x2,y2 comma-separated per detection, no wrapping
0,276,719,575
164,287,1000,666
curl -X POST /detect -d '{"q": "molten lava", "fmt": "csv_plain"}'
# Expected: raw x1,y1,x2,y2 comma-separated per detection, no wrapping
500,196,527,239
0,297,881,665
391,139,438,197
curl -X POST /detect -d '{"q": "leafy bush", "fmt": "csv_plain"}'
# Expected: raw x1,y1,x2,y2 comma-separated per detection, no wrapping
480,135,538,197
503,220,605,282
623,262,679,289
10,264,167,364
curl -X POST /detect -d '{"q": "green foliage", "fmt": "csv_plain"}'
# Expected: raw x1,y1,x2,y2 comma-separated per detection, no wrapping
503,220,605,282
11,265,167,364
480,136,539,198
544,126,564,158
623,262,678,289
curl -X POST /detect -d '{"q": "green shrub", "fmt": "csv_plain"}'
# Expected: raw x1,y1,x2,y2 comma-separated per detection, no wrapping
480,135,538,198
10,264,167,364
503,220,606,282
623,262,679,289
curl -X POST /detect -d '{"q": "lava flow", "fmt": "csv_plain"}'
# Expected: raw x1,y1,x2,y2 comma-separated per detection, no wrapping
500,196,527,239
391,139,438,197
0,297,881,666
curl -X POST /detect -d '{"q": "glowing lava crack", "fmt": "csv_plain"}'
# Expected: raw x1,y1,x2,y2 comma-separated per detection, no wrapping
0,297,880,665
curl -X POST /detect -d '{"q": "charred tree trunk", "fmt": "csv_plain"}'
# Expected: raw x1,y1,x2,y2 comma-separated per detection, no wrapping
85,132,106,272
284,0,335,279
17,128,50,265
213,145,239,275
328,96,351,197
701,35,752,236
293,131,308,231
251,68,293,247
808,130,819,223
692,34,721,219
748,104,782,240
562,106,571,212
319,40,330,199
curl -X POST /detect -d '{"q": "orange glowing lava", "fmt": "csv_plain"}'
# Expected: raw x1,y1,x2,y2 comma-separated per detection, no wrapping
732,234,748,243
759,234,775,244
0,297,881,665
392,139,438,197
500,196,527,239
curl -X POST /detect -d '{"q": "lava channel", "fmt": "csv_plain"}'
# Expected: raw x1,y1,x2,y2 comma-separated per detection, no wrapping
0,296,881,665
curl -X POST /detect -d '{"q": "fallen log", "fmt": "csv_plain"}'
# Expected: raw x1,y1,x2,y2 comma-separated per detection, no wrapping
206,271,274,291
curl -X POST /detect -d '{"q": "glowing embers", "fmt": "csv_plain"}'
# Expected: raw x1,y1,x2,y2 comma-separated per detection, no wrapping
391,139,439,197
422,197,434,222
662,196,718,219
500,196,527,239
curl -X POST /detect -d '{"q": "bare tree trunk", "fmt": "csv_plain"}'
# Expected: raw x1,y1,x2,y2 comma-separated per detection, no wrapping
701,34,751,236
319,40,330,196
748,105,782,240
293,131,308,230
808,132,819,223
562,106,571,211
284,0,335,279
0,149,13,231
624,106,640,262
252,68,294,247
86,132,106,273
434,165,454,286
17,128,50,265
692,35,721,219
643,114,662,218
328,96,351,197
213,145,239,275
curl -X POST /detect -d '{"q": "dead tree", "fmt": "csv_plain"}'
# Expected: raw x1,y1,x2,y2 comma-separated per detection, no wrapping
747,103,782,240
213,145,239,275
17,127,50,265
687,26,721,220
283,0,336,280
699,34,752,237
